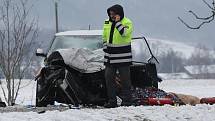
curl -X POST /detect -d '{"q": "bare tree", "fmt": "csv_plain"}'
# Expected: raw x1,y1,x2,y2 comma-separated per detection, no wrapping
212,47,215,63
0,0,38,105
187,44,213,65
186,44,215,78
158,49,185,73
178,0,215,29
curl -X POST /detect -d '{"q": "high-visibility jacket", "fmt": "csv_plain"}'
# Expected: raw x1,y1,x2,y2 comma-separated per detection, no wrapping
102,17,133,66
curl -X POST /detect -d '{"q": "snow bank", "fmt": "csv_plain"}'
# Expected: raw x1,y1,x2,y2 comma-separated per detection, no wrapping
0,105,215,121
0,79,215,121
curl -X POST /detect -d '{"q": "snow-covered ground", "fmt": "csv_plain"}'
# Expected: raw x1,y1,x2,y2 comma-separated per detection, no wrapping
0,79,215,121
159,79,215,98
158,73,192,80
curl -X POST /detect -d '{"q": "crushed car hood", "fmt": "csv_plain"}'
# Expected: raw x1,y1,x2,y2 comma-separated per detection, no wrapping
57,48,105,73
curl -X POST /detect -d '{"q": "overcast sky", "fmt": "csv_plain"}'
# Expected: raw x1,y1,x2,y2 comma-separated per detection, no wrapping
26,0,215,48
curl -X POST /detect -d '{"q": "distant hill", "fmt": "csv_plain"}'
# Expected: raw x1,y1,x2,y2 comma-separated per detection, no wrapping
148,38,195,58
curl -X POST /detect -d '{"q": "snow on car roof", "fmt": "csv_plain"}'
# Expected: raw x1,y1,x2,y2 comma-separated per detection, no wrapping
55,30,102,36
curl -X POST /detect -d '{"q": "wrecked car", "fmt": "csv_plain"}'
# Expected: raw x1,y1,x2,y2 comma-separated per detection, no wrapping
35,30,162,107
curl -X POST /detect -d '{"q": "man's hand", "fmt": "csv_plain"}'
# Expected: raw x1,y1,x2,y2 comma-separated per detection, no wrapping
115,15,120,22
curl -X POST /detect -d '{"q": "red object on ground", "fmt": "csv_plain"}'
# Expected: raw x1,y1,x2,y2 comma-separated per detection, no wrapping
147,98,174,105
200,97,215,104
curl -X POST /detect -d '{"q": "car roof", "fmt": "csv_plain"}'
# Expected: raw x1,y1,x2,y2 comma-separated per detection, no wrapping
55,30,102,36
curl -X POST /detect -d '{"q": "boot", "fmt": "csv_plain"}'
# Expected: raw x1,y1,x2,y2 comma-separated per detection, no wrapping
120,90,133,106
104,100,118,108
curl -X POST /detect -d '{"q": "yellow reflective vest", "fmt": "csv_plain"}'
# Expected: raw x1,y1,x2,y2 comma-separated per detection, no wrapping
103,17,133,45
102,17,133,66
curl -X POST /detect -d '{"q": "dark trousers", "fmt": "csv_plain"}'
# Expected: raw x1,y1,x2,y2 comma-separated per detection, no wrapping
105,65,131,103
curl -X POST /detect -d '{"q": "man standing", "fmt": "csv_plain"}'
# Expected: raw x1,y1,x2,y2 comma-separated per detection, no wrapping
102,4,133,108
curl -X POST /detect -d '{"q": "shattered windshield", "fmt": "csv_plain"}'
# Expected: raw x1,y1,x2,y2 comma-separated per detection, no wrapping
49,35,103,52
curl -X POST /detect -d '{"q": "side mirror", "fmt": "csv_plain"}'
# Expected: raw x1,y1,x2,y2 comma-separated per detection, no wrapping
36,48,47,57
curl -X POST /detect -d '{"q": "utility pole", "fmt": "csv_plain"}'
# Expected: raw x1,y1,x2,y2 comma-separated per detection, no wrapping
55,1,59,33
88,24,91,30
